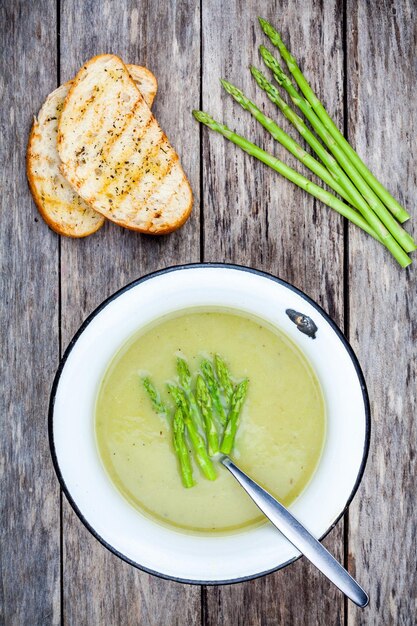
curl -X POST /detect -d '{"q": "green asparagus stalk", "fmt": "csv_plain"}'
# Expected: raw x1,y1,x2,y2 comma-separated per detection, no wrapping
220,79,353,205
166,384,189,419
195,375,219,456
142,377,169,416
258,17,411,224
251,66,410,265
183,413,217,481
143,378,194,487
251,66,360,209
173,407,195,488
200,359,228,424
168,384,216,481
214,354,234,403
260,46,416,255
192,111,401,257
176,357,204,430
220,379,249,454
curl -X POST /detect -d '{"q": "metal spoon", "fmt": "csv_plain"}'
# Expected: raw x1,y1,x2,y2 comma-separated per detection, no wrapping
221,455,368,608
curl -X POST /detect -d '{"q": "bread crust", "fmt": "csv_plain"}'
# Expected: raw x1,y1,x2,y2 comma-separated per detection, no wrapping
27,65,157,237
58,54,193,235
126,64,157,106
27,121,105,238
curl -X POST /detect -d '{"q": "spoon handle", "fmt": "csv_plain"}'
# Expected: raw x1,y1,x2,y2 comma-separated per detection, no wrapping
222,456,368,608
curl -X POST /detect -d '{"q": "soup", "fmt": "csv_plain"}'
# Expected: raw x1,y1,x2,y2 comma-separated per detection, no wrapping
95,309,326,534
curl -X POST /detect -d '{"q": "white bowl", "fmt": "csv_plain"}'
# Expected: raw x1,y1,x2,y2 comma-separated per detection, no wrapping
49,264,370,584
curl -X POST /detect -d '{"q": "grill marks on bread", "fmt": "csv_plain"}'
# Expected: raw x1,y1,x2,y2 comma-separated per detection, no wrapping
57,55,192,234
27,64,157,237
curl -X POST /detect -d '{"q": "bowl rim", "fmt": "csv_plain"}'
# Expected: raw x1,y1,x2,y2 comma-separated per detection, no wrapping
49,262,371,585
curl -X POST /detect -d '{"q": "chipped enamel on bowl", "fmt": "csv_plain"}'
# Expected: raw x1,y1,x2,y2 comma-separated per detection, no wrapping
49,264,370,584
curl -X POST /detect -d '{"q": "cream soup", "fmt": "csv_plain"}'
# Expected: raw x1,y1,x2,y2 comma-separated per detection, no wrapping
95,309,325,534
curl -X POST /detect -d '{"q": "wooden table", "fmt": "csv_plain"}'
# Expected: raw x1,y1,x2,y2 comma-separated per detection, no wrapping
2,0,416,624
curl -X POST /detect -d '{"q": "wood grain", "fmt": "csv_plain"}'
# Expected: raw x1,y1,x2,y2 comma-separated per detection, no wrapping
0,0,60,624
201,1,346,624
59,1,201,624
3,1,417,624
346,2,417,624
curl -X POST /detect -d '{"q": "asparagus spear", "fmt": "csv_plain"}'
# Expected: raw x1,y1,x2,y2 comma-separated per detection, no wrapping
195,374,219,456
251,65,410,266
167,384,189,418
260,46,416,255
258,17,411,224
173,407,195,488
176,356,204,430
200,359,228,424
220,79,353,205
192,111,398,255
220,379,249,454
167,384,216,480
143,378,194,487
251,66,359,208
142,377,169,416
214,354,234,403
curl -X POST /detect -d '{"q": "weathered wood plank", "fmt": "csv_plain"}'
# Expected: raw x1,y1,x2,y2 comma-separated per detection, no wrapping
0,0,60,624
201,1,346,624
346,1,417,624
59,1,201,624
4,1,415,623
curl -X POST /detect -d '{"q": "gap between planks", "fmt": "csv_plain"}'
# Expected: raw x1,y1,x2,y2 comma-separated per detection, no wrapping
56,0,64,624
342,0,350,624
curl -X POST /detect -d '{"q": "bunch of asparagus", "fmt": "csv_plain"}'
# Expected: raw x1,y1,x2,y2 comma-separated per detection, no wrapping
193,18,415,267
142,355,249,488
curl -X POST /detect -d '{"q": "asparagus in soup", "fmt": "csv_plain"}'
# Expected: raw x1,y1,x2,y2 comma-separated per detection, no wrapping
95,309,325,534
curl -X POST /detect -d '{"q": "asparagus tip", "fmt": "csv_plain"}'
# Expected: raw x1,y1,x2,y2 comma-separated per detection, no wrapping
259,45,273,64
258,17,281,43
220,79,250,109
250,65,266,86
176,355,189,369
142,376,152,392
192,109,207,122
259,45,273,70
258,16,273,32
220,78,234,93
192,110,218,130
261,46,287,84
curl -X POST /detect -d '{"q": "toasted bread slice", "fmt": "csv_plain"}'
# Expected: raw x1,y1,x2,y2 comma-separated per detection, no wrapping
57,55,192,234
126,64,157,107
27,65,157,238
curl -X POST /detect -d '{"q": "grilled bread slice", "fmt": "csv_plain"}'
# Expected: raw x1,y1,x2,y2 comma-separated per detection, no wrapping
127,65,157,106
27,65,157,237
57,55,192,234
